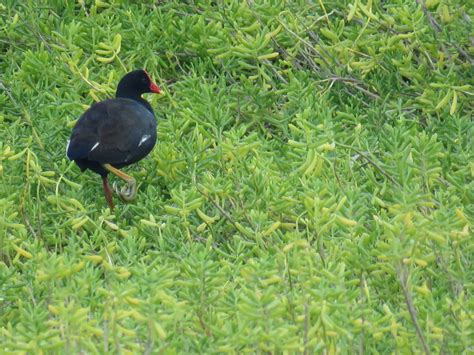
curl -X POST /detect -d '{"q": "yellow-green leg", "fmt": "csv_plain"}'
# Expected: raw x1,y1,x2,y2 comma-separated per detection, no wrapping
102,164,137,202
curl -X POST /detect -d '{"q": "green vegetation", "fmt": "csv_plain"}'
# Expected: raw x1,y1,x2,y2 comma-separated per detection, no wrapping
1,0,472,353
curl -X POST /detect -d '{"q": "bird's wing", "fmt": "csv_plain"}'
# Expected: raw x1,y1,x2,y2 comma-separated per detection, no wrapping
67,101,108,161
88,100,155,164
67,99,155,165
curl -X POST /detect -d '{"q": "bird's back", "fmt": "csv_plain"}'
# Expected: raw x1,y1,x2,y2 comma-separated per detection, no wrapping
67,98,157,175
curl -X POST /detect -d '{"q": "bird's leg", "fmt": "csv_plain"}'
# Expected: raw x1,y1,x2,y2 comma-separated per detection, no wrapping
102,176,115,210
102,164,137,202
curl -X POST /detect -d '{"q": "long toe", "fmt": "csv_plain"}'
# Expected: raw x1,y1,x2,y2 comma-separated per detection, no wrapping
112,181,121,196
119,181,137,201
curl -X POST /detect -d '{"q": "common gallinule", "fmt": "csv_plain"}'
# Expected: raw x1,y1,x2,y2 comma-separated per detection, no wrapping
67,69,161,209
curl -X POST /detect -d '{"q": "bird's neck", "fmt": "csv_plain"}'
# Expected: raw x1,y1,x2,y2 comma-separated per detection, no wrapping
116,91,154,114
136,98,154,114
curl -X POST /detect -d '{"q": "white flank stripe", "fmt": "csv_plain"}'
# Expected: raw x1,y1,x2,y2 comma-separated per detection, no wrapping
90,142,100,152
66,140,70,156
138,135,151,147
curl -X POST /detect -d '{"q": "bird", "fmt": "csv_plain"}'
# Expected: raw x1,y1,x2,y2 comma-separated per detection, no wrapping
66,69,161,210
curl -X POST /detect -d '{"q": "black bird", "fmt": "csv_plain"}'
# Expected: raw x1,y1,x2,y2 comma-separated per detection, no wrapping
67,69,161,209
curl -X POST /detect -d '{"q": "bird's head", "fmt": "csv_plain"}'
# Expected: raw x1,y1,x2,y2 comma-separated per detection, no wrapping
116,69,161,98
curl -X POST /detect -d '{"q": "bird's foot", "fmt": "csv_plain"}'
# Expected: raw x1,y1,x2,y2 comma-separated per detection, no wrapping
113,179,137,202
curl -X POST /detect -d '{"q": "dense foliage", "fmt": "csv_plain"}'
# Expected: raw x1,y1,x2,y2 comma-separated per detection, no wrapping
0,0,472,353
